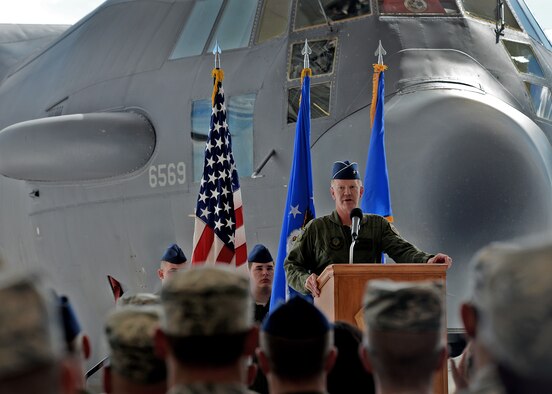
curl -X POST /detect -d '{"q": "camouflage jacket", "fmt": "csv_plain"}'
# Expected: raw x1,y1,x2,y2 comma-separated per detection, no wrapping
167,382,252,394
284,210,433,294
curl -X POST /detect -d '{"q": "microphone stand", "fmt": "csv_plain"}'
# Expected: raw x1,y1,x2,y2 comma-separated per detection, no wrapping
349,234,357,264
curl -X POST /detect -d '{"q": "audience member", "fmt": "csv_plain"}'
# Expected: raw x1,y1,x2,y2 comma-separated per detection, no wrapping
156,266,257,393
0,271,76,394
327,321,375,394
456,239,552,394
157,244,187,284
360,280,446,394
257,296,337,394
103,306,166,394
247,244,275,323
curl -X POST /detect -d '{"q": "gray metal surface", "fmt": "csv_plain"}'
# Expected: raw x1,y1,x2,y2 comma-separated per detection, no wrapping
0,0,550,377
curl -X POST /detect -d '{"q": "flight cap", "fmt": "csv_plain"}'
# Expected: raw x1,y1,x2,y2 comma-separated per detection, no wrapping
332,161,360,180
161,243,187,265
263,296,330,339
469,238,552,379
363,280,444,332
0,271,63,378
105,306,166,384
160,265,252,337
248,244,274,264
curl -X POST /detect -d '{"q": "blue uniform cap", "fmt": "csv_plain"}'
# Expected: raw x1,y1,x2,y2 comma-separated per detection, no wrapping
332,161,360,180
263,296,330,339
161,243,187,265
248,244,273,264
59,295,81,344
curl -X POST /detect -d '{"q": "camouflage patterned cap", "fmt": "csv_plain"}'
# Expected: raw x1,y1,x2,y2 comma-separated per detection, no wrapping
160,265,253,337
363,280,444,332
468,238,552,379
117,292,160,307
0,271,63,378
105,306,166,384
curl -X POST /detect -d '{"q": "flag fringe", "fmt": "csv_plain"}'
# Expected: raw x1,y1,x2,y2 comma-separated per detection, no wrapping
370,64,388,127
211,68,224,105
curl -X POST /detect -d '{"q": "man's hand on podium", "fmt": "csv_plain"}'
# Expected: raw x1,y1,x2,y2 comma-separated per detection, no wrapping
305,273,320,297
427,253,452,268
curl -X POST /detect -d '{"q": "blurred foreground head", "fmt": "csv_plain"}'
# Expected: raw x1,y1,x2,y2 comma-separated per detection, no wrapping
361,280,446,391
466,238,552,391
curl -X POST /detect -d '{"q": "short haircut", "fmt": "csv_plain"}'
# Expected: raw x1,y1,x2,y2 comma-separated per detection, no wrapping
365,330,442,385
166,332,249,367
260,330,332,381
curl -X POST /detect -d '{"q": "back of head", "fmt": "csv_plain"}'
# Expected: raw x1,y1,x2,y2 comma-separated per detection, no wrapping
327,321,375,394
260,296,332,381
0,271,64,393
117,292,160,307
105,306,166,385
160,265,253,367
362,280,445,385
469,238,552,383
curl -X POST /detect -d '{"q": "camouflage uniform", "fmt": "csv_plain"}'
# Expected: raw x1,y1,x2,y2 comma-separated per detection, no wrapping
285,210,433,294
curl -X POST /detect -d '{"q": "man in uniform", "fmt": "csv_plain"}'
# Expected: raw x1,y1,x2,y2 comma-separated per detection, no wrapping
257,296,337,394
103,305,166,394
157,243,187,284
155,266,257,394
360,280,447,394
0,271,77,394
284,160,452,296
454,239,552,393
247,244,275,323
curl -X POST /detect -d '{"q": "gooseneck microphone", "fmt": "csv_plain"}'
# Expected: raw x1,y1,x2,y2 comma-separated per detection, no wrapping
349,208,363,264
350,207,363,241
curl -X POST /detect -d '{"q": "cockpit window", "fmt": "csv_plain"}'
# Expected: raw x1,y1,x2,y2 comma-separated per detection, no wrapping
508,0,552,51
461,0,521,30
208,0,258,51
288,82,331,123
192,94,256,181
256,0,291,44
525,83,552,121
378,0,459,15
170,0,258,60
170,0,223,59
289,39,337,79
503,40,544,78
294,0,371,30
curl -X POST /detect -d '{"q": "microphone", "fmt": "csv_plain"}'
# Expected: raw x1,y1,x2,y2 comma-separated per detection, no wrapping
350,208,363,241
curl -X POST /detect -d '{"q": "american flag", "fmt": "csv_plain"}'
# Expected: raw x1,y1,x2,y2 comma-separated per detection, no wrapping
191,69,247,267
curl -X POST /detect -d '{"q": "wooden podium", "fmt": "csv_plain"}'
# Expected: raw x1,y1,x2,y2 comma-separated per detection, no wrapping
315,264,448,394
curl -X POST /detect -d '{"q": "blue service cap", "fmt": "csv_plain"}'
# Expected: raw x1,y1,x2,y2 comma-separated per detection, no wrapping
332,161,360,180
161,243,187,265
262,296,330,339
248,244,273,264
59,295,81,344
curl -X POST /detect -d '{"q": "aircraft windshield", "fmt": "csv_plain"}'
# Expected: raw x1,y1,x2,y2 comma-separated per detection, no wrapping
503,40,545,78
288,83,330,123
526,83,552,121
256,0,291,44
508,0,552,51
295,0,371,30
289,39,336,79
461,0,520,30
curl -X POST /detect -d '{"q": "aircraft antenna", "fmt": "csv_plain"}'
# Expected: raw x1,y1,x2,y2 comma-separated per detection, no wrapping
302,39,312,70
375,40,387,66
212,40,222,69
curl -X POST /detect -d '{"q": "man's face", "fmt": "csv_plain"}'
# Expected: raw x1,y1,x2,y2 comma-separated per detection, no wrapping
330,179,364,215
249,262,274,291
158,261,185,283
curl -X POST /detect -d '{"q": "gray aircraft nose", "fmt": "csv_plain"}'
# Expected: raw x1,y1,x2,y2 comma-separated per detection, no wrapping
312,87,552,328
